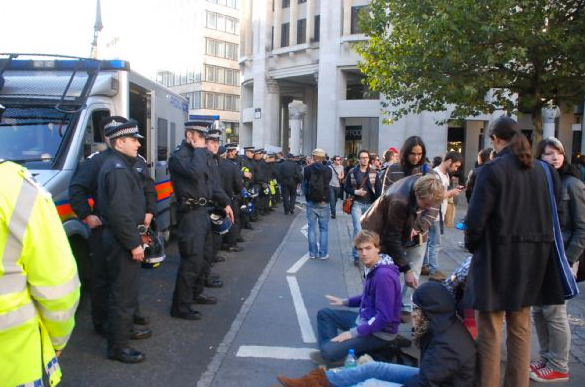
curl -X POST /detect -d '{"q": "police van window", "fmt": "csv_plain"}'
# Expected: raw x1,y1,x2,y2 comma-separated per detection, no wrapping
157,118,168,161
170,122,177,150
82,109,110,159
92,110,110,143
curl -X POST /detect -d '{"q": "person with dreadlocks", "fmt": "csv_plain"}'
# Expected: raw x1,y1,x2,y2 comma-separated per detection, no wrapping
273,281,477,387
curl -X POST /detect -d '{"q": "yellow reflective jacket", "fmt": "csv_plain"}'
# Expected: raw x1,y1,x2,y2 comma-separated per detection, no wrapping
0,161,80,387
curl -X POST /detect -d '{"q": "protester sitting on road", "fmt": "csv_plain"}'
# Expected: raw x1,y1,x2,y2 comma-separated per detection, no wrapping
309,230,401,365
530,137,585,383
276,281,477,387
361,174,444,323
380,136,431,193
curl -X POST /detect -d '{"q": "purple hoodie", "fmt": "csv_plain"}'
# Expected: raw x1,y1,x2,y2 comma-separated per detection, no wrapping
346,254,401,337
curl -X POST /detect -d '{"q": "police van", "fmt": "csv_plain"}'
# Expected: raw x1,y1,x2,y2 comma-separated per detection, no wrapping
0,53,188,282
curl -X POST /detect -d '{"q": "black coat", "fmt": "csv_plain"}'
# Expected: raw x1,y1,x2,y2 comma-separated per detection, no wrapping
219,157,244,198
277,159,303,185
464,147,564,311
404,282,476,387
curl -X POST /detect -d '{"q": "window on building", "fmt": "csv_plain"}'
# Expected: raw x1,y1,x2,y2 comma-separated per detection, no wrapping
314,15,320,42
207,11,217,29
298,0,307,3
351,6,367,34
226,17,237,34
226,42,238,60
297,19,306,44
282,0,290,8
281,23,290,47
217,14,226,31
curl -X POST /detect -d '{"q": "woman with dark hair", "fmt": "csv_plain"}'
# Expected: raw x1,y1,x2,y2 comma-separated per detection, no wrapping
381,136,430,192
530,137,585,382
464,116,564,387
464,147,492,203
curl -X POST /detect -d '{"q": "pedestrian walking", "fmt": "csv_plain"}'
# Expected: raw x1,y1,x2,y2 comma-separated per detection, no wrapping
344,149,382,265
278,153,303,215
380,136,431,192
1,158,80,386
328,155,345,218
530,137,585,383
303,148,332,259
421,151,464,281
464,116,564,387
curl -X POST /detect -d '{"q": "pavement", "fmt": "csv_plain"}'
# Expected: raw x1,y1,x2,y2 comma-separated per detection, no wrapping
58,198,585,386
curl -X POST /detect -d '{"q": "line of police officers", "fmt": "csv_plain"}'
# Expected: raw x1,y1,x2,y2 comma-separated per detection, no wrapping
68,119,300,364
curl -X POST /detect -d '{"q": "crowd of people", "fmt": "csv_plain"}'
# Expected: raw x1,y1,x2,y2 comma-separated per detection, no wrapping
2,107,585,386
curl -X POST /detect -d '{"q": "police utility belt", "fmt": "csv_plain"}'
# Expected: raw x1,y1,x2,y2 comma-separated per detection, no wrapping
179,197,214,212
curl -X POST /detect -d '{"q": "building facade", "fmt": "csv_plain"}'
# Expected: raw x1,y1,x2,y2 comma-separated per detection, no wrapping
239,0,584,175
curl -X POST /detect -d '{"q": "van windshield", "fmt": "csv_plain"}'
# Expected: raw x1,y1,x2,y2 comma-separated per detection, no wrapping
0,106,74,167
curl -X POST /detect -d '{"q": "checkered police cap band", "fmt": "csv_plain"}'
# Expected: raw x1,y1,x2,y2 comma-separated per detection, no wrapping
105,121,143,140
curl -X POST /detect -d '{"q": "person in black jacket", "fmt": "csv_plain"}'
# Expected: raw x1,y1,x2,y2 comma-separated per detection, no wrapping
219,143,244,252
168,122,234,321
278,153,303,214
464,117,564,387
274,281,477,387
96,121,149,363
69,116,153,340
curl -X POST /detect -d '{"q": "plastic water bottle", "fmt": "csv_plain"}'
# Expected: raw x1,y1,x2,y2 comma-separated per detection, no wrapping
344,349,357,368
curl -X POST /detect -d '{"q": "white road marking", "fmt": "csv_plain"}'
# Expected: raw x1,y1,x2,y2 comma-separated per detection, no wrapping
287,253,310,274
300,224,308,238
286,276,317,343
236,345,315,360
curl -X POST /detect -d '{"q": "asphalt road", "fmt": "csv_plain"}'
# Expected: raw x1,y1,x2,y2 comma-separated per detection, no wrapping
58,209,292,387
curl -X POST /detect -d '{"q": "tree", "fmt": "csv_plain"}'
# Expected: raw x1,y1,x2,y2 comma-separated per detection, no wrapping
356,0,585,144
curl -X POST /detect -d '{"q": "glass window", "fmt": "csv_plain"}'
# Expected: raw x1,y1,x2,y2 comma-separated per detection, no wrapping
351,6,367,34
297,19,306,44
282,0,290,8
217,94,225,110
281,23,290,47
217,14,225,31
207,11,217,29
217,40,225,57
298,0,307,3
206,38,215,55
314,15,320,42
157,118,168,161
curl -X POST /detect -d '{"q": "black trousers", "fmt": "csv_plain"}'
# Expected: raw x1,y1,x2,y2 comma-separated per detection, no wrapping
281,182,297,213
225,198,241,246
102,228,140,351
172,209,209,314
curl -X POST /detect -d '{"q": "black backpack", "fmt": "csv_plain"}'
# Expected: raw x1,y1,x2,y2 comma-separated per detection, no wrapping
308,166,327,202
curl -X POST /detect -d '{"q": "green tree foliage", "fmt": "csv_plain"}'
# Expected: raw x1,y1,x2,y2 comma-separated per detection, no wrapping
356,0,585,143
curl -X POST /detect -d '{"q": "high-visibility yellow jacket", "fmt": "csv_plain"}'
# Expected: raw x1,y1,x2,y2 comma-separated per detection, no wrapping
0,161,80,387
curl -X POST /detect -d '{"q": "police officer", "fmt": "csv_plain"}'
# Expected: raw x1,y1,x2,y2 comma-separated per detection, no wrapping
168,122,234,320
69,116,153,340
219,143,244,252
253,149,269,215
278,153,303,214
241,146,256,227
96,120,149,363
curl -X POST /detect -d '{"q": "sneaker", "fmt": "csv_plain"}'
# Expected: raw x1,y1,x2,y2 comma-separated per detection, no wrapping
309,255,317,259
530,366,569,383
429,270,447,282
309,350,345,367
530,359,547,372
319,255,330,260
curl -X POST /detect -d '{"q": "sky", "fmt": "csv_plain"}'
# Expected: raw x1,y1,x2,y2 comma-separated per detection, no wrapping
0,0,200,78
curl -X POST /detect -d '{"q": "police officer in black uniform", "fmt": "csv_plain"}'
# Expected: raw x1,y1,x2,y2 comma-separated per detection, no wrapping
240,146,256,226
277,153,303,214
219,143,244,251
96,121,149,363
168,122,234,320
253,149,268,215
69,116,153,341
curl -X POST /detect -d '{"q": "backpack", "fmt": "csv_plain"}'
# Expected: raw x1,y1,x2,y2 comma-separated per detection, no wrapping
308,165,327,202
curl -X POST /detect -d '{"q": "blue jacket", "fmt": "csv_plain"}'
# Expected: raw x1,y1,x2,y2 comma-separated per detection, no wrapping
347,254,401,337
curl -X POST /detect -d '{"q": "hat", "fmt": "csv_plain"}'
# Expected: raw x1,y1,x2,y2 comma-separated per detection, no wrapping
207,129,221,141
286,153,295,159
225,143,238,150
218,146,227,155
104,120,144,140
266,153,276,158
184,121,211,136
101,116,129,134
312,148,326,158
253,148,264,154
388,147,399,153
244,146,255,151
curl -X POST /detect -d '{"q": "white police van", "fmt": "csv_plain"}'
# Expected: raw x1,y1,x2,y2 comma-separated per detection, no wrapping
0,53,188,282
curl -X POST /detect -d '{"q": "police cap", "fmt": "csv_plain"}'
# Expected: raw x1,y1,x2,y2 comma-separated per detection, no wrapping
225,143,238,150
185,121,211,137
101,116,129,134
207,129,222,141
104,120,144,140
253,148,264,154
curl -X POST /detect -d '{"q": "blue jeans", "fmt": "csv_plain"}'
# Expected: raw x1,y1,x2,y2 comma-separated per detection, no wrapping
422,221,441,273
306,201,330,258
532,303,570,373
326,361,419,387
400,242,427,313
351,201,372,260
317,308,388,362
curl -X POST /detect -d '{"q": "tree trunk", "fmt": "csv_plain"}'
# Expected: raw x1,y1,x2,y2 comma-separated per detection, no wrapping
531,110,543,149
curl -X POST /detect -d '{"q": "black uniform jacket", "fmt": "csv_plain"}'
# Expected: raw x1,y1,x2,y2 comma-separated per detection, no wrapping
277,159,303,185
464,147,564,311
168,141,229,208
404,282,477,387
220,157,244,198
70,148,156,219
97,150,146,251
